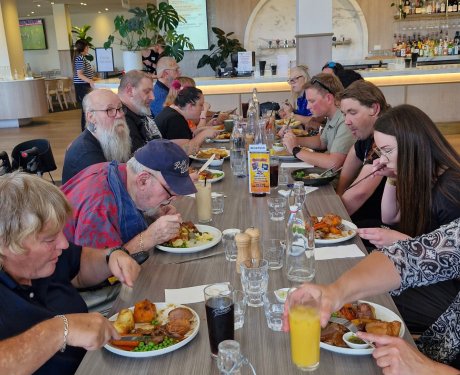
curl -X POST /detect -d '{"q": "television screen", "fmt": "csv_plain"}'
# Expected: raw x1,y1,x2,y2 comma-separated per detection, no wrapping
19,18,48,50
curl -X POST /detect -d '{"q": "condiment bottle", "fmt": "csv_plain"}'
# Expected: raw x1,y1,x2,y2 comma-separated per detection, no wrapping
245,227,261,262
235,233,251,274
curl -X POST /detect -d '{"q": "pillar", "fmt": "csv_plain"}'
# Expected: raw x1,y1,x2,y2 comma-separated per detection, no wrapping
0,0,24,79
52,3,73,78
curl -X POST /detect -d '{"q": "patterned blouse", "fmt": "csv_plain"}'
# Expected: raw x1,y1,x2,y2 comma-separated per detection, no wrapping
379,218,460,363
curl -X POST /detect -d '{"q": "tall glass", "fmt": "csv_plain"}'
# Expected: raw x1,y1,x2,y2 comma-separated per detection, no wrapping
195,182,212,223
204,283,235,357
287,288,321,371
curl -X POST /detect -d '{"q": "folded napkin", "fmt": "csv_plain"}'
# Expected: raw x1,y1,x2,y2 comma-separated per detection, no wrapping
278,186,318,198
314,244,365,260
281,162,314,168
165,282,229,304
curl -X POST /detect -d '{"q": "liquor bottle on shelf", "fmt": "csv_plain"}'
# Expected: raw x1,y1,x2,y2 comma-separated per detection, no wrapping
404,0,411,14
436,0,441,12
441,0,446,12
448,0,454,12
453,0,459,12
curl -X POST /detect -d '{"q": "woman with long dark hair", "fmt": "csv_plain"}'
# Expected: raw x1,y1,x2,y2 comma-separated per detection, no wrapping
358,104,460,335
73,39,94,131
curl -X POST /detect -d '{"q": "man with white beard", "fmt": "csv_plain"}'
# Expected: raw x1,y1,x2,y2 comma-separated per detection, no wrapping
61,89,132,184
118,70,162,153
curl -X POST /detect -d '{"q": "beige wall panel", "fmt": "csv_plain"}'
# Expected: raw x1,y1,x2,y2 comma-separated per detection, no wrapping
379,86,406,107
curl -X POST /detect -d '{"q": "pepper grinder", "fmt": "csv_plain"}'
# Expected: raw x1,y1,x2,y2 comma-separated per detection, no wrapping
245,227,261,262
235,233,251,274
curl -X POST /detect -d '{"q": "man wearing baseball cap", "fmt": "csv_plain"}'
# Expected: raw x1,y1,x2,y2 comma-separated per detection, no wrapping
61,139,195,310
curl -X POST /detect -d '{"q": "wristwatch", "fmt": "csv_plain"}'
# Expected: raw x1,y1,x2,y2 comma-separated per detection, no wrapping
105,246,129,264
292,146,302,158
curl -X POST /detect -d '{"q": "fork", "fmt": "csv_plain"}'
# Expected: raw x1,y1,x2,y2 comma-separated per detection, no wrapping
328,316,376,348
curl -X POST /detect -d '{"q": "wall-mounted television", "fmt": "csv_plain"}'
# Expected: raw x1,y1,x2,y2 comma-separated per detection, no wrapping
19,18,48,50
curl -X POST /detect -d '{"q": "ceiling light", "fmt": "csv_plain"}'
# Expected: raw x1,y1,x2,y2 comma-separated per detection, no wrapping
37,4,41,7
98,11,102,13
31,11,35,14
105,8,109,11
51,2,54,4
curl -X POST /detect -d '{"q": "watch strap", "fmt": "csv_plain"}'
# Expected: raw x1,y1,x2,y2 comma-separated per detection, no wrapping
292,146,302,158
106,246,129,264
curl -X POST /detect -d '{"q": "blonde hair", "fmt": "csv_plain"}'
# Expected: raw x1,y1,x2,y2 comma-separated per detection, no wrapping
289,65,310,110
164,76,196,107
0,172,72,263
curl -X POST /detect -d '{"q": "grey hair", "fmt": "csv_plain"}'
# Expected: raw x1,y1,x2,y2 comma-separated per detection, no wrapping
156,56,177,77
118,70,152,92
0,172,72,263
127,157,160,177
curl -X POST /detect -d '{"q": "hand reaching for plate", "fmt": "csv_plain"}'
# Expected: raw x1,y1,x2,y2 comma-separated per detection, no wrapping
357,228,410,248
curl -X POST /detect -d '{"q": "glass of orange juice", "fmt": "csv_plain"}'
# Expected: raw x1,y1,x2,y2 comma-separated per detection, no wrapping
287,287,321,372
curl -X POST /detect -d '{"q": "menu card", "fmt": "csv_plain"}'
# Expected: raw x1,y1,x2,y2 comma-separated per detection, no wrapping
237,51,253,72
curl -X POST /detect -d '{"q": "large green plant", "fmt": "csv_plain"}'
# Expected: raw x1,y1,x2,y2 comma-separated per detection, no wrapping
72,24,94,61
103,2,193,61
197,27,246,71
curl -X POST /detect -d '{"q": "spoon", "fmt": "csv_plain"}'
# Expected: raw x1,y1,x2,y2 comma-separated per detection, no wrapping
198,154,216,174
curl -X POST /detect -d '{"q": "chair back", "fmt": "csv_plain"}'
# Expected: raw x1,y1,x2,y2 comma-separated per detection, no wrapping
0,151,12,176
11,139,57,174
45,79,58,92
57,79,64,92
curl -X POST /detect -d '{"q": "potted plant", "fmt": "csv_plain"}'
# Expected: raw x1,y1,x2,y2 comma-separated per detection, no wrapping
103,2,193,71
197,27,246,72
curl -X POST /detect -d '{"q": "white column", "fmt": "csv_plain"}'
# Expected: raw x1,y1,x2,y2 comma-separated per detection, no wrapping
296,0,333,75
0,0,24,78
52,3,73,77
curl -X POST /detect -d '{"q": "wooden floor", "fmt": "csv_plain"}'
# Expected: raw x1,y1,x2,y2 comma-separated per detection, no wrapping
1,109,460,183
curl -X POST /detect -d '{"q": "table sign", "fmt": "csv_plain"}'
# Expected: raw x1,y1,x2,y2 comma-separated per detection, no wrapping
237,51,253,73
248,144,270,195
95,47,114,72
277,54,289,76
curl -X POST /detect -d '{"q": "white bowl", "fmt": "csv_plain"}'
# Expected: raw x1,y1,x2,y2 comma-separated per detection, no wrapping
342,332,370,349
274,288,290,303
209,158,224,167
272,144,285,152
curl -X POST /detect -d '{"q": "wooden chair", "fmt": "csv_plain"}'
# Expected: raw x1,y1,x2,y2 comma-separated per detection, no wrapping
45,79,64,112
57,78,77,109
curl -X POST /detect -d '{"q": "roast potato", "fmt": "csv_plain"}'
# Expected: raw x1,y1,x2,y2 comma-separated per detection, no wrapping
113,308,135,334
133,299,157,323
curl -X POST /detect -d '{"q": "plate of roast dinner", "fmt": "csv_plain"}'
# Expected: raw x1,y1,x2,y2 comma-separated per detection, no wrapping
189,148,230,163
320,301,404,355
105,299,200,358
312,214,357,244
156,222,222,254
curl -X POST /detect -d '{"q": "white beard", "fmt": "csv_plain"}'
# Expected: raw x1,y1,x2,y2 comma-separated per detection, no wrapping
98,119,132,162
132,96,151,116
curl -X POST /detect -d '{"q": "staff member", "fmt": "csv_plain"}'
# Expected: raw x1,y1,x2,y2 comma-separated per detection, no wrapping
73,39,95,131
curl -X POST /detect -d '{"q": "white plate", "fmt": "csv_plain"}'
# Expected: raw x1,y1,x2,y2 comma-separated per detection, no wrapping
198,169,225,183
315,218,357,245
320,300,405,356
189,149,229,166
156,225,222,254
276,154,299,161
212,138,230,143
105,303,200,358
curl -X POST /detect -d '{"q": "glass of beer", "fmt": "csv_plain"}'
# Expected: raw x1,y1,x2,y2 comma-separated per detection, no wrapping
204,283,235,357
287,287,321,371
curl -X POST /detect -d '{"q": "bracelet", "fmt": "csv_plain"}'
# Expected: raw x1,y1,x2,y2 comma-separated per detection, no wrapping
386,177,397,186
55,315,68,352
292,146,302,158
138,232,145,252
106,246,129,264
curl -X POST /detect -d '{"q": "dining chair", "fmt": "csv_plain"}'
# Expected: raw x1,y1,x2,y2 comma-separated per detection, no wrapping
57,78,77,109
45,79,64,112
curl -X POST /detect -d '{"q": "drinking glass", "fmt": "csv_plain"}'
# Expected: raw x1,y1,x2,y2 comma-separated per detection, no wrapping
267,197,287,221
240,259,269,307
263,239,284,270
222,229,241,261
278,167,289,187
269,155,279,187
195,182,212,223
233,290,247,330
211,192,225,214
287,287,321,371
263,291,285,331
204,283,234,357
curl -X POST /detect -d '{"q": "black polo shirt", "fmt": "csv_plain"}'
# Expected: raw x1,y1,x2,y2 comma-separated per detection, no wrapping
0,243,88,375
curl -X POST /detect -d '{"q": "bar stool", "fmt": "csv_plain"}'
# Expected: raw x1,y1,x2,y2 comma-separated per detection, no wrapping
45,79,64,112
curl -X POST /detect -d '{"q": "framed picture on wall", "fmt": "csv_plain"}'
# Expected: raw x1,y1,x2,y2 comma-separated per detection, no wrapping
19,18,48,50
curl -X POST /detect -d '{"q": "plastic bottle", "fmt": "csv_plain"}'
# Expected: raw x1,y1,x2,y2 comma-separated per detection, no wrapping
285,204,315,283
229,118,247,177
252,88,260,120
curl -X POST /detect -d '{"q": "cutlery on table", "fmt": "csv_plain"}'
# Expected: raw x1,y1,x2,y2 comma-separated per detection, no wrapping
319,164,342,177
328,316,376,348
197,154,216,174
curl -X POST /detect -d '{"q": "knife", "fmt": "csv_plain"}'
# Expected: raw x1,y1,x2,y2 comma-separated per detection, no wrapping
116,335,156,342
173,251,225,264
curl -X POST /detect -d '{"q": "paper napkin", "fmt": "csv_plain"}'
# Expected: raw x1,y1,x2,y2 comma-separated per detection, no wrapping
281,162,314,168
165,282,229,304
314,244,365,260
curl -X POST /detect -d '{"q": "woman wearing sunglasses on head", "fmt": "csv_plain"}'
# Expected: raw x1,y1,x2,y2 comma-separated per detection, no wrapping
357,104,460,336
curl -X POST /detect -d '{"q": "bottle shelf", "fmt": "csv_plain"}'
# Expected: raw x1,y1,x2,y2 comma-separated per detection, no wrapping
394,12,460,21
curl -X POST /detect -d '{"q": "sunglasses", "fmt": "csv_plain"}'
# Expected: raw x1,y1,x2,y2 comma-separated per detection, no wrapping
310,78,334,95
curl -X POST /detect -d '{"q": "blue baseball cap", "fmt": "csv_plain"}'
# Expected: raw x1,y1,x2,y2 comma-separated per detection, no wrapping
134,139,197,195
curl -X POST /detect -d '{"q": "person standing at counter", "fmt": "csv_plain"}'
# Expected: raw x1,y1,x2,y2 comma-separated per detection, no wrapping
73,39,95,132
150,57,181,117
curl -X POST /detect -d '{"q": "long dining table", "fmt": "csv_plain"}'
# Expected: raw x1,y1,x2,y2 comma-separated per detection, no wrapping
76,150,415,375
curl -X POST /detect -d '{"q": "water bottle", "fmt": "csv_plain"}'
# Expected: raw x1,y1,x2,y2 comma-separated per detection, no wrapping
252,88,260,120
285,204,315,283
230,119,247,177
254,119,267,145
246,99,256,146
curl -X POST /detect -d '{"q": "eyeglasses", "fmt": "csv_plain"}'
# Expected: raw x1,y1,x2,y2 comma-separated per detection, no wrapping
287,75,304,84
91,106,124,118
374,146,396,162
149,173,176,204
311,78,334,95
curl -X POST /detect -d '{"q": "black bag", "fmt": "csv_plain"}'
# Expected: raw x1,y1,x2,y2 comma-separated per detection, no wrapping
260,101,280,114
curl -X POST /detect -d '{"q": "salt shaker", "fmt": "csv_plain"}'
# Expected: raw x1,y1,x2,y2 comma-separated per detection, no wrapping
235,233,251,274
245,227,261,262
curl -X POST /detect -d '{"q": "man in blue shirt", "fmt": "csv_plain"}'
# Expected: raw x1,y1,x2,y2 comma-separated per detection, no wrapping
149,56,181,116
